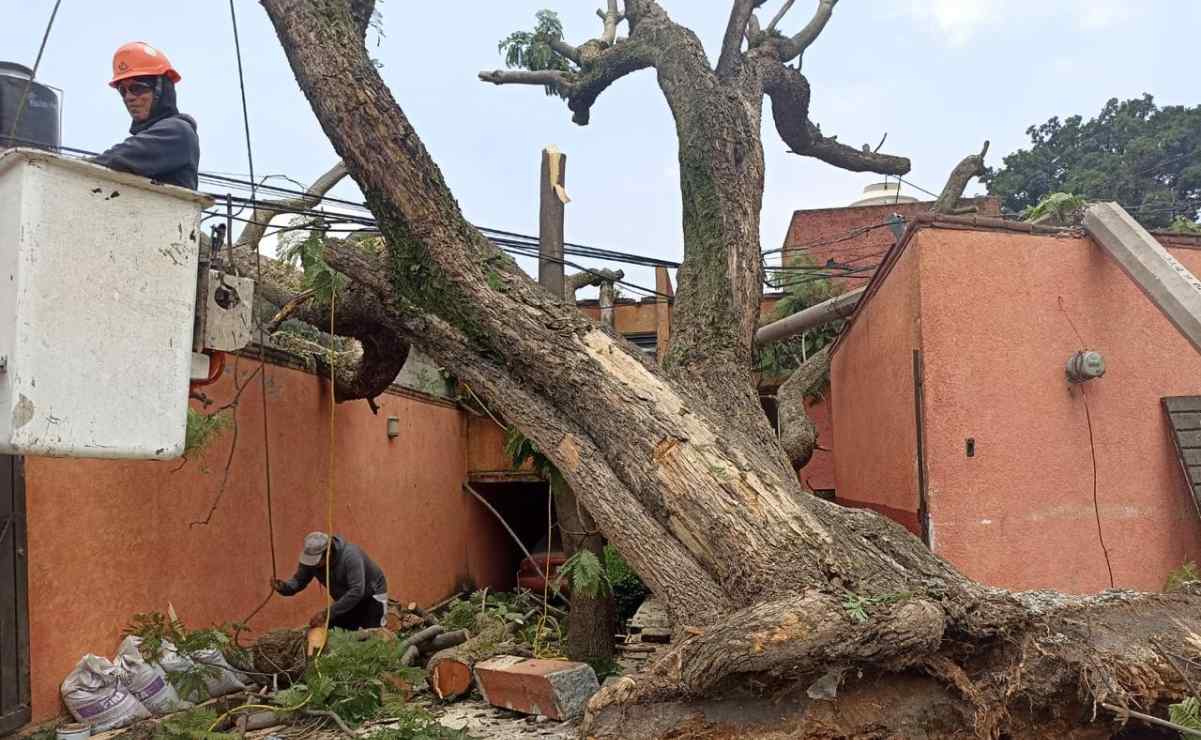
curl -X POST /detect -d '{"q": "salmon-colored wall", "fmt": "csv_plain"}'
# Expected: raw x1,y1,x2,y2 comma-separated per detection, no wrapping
23,360,510,721
799,396,836,492
915,228,1201,592
829,245,923,534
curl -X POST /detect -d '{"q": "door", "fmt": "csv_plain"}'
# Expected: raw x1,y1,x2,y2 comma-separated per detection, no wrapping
0,455,30,735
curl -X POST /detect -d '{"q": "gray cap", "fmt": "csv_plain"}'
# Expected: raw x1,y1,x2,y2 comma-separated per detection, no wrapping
299,531,330,566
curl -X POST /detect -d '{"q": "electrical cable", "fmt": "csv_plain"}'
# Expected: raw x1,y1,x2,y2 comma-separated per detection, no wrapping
6,0,62,142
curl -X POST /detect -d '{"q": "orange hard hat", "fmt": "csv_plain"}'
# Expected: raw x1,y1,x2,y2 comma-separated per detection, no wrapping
109,42,181,87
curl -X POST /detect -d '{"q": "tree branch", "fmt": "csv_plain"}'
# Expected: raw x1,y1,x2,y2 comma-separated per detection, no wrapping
599,0,623,45
717,0,761,78
235,161,349,251
567,268,625,295
481,37,657,125
776,345,829,468
778,0,838,64
929,140,990,215
547,37,582,66
478,69,572,93
766,0,798,34
764,64,909,175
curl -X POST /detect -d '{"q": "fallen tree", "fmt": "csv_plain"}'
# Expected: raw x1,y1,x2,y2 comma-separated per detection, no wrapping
254,0,1201,736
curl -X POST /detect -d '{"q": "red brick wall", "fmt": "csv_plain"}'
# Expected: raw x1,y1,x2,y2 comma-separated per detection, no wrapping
781,197,1000,292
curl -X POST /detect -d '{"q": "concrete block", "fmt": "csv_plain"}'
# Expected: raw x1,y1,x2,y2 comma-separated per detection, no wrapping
474,656,599,720
1084,202,1201,356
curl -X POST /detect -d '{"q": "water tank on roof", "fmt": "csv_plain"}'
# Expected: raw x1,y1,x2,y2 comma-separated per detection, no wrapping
850,181,918,207
0,62,60,150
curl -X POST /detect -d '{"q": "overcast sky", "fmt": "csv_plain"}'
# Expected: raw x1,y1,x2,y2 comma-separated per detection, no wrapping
4,1,1197,293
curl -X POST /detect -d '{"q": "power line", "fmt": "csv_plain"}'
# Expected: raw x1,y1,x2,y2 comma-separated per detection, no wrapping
7,0,62,144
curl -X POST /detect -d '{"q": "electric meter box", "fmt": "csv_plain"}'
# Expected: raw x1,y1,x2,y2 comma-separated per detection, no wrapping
0,149,212,459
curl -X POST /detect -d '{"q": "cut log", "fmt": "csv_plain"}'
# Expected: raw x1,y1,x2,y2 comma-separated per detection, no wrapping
425,615,531,701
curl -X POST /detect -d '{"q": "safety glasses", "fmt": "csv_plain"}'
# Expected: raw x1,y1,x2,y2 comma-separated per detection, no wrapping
116,81,154,97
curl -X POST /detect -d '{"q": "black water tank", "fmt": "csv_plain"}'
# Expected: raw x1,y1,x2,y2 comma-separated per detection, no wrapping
0,62,61,150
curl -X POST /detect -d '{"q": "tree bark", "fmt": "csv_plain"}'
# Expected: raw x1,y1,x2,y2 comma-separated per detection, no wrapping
551,473,617,666
259,1,1201,736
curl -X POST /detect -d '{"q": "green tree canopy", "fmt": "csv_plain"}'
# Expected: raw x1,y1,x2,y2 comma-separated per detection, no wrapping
983,95,1201,229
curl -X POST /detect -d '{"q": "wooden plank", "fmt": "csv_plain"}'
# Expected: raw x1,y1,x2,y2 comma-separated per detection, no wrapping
1191,466,1201,485
1185,449,1201,466
1172,412,1201,431
1165,397,1201,413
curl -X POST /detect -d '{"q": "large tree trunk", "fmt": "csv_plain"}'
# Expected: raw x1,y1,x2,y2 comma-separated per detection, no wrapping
552,473,617,665
259,1,1201,736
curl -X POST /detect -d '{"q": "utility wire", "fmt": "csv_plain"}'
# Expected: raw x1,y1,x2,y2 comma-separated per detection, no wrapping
228,0,280,600
7,0,63,142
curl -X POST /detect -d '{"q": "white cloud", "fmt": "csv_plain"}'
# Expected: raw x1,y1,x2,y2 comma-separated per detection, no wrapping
888,0,1131,46
895,0,1006,47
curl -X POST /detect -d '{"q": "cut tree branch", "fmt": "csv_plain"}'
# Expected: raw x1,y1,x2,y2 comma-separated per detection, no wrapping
764,64,910,174
599,0,623,45
547,37,582,66
567,268,625,294
478,69,571,93
778,0,838,64
235,161,349,251
929,140,990,215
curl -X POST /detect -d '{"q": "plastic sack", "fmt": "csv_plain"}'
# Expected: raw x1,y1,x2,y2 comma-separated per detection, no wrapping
190,648,247,698
61,655,152,732
114,637,191,715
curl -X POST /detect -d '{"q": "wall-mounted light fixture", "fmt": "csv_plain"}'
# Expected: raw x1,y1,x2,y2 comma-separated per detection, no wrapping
1066,350,1105,384
386,416,400,439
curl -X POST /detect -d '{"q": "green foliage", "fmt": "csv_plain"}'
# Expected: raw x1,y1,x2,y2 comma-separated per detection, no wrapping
154,708,237,740
504,428,554,478
276,218,347,305
1166,216,1201,235
558,550,611,599
1021,192,1087,223
497,11,574,95
985,95,1201,229
1165,562,1201,592
273,629,423,726
1169,697,1201,736
123,612,246,703
604,545,649,624
842,592,911,624
184,408,231,458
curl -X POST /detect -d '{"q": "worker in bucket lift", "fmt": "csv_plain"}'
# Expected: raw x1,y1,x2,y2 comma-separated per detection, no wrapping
272,532,390,631
91,42,199,190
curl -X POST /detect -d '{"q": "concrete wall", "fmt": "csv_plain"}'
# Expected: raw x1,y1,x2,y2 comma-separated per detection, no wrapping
800,397,836,493
832,225,1201,593
22,360,510,721
829,245,924,533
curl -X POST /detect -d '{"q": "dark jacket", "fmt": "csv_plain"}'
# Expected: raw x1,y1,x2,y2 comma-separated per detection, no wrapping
92,77,199,190
278,536,388,619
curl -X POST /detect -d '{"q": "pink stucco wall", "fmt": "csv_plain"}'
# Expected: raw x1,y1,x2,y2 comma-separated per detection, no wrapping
799,397,836,494
829,245,923,534
22,360,511,722
832,225,1201,593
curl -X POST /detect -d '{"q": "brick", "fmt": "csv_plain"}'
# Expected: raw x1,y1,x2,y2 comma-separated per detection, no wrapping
474,656,599,720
